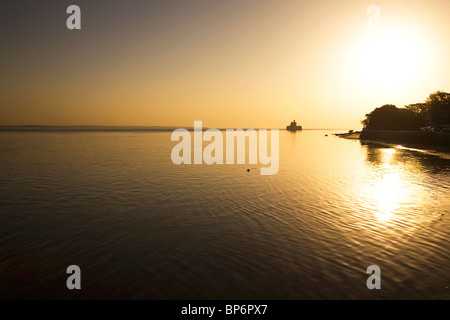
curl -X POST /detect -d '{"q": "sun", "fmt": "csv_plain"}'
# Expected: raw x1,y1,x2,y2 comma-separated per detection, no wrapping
357,29,427,89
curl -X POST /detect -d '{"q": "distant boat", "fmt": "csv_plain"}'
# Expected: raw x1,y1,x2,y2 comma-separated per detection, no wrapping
286,120,302,132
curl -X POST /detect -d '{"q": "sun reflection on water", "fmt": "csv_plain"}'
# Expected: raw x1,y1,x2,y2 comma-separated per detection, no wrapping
369,148,412,224
374,172,400,221
363,143,449,232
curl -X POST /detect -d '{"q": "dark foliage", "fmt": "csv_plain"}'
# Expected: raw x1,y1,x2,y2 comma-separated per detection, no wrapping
362,91,450,130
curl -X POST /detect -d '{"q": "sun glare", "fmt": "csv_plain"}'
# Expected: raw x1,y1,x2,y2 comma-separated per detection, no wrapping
357,29,427,89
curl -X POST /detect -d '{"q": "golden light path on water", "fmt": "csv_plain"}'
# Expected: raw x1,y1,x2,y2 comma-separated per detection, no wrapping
373,149,406,222
359,146,434,234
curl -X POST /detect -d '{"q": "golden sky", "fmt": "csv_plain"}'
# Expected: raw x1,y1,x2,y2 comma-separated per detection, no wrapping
0,0,449,128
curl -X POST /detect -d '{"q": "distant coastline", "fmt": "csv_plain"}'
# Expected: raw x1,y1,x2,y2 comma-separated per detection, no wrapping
0,126,354,132
0,126,188,133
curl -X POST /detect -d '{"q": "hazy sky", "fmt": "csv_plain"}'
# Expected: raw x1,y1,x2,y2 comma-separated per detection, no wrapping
1,0,449,128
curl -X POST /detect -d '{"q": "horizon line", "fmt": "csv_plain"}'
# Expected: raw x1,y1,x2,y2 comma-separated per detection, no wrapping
0,125,357,131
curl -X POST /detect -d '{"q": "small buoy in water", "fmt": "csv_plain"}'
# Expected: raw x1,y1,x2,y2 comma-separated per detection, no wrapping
247,169,250,172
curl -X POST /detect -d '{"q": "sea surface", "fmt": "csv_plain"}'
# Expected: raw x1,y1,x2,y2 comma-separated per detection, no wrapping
0,128,449,299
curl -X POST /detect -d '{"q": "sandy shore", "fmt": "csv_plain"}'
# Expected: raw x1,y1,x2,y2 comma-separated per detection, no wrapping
334,132,361,139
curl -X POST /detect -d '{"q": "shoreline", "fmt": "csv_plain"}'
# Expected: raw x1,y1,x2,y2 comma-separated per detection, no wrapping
334,132,361,139
336,130,450,154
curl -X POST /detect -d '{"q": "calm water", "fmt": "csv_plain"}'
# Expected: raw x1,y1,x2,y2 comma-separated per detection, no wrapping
0,129,449,299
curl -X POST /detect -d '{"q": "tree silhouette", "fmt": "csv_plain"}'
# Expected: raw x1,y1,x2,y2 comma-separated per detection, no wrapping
425,91,450,125
361,104,420,130
362,91,450,130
